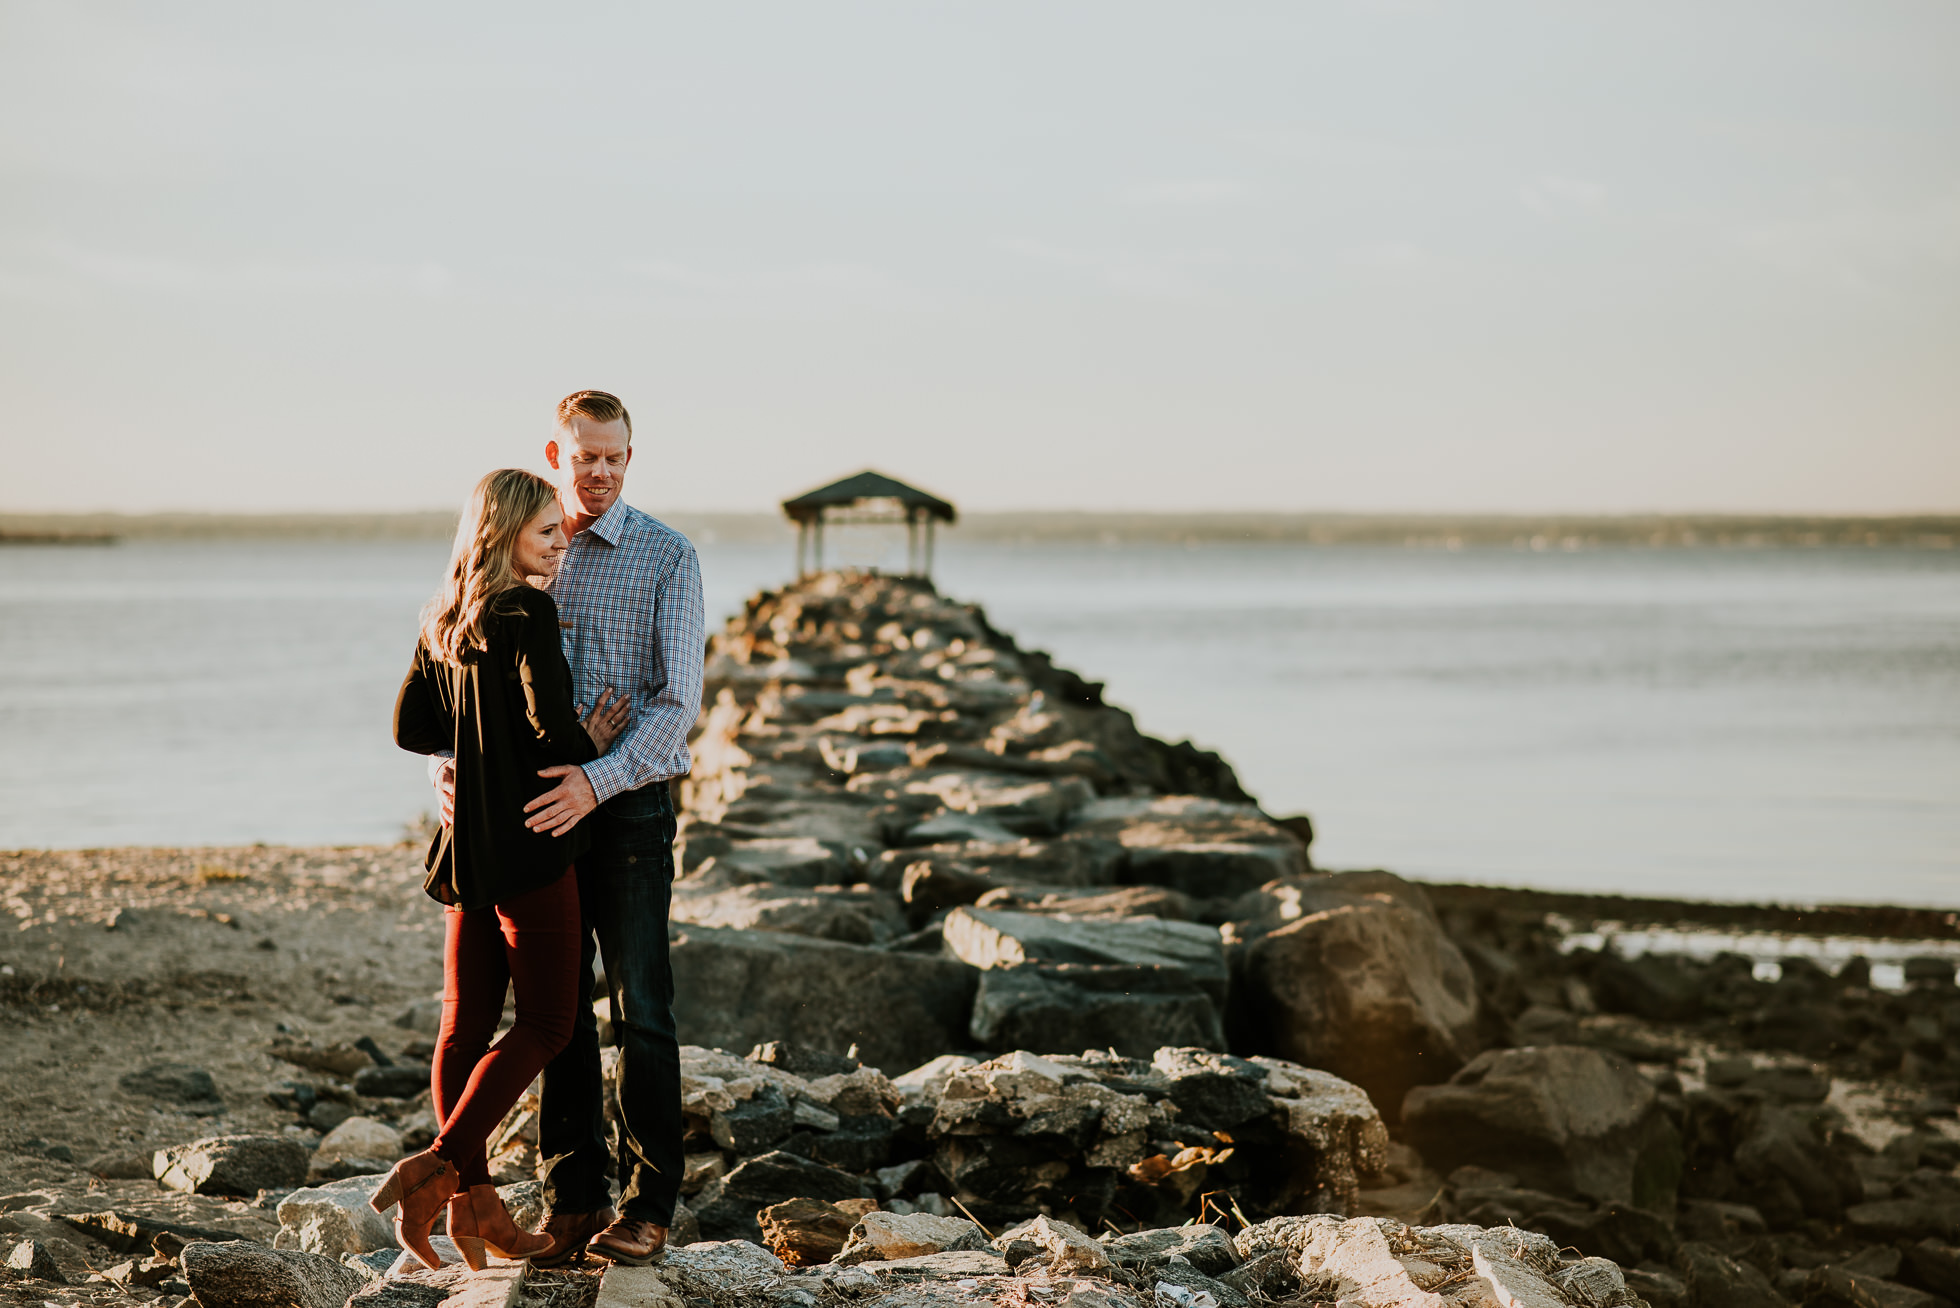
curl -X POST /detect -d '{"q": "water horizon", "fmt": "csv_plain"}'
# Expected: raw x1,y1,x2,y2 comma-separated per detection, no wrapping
2,535,1954,910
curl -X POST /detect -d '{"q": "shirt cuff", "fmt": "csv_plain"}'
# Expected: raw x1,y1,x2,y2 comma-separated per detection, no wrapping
582,756,628,806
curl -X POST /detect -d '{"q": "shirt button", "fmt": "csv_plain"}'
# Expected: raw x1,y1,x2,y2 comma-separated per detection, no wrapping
627,855,638,865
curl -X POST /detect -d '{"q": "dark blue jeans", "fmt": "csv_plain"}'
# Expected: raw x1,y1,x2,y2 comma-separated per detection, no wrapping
537,781,682,1225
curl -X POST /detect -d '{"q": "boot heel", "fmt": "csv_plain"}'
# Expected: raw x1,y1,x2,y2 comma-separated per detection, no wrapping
369,1175,402,1214
454,1236,488,1271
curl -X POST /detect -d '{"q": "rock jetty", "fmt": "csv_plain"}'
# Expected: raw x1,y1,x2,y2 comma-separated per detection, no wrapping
668,570,1475,1115
7,569,1960,1308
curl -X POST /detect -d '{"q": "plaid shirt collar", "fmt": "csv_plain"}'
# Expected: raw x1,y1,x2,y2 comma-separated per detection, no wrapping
577,496,635,547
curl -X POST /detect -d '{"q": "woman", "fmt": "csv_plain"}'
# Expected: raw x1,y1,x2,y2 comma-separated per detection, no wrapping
381,468,632,1270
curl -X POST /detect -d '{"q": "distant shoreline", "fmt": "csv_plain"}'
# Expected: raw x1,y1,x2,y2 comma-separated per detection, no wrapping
3,509,1956,549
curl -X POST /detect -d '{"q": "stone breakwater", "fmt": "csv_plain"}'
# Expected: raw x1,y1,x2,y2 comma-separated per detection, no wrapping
666,570,1480,1119
8,571,1960,1308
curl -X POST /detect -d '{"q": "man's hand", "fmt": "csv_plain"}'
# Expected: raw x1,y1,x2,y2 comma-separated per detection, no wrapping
434,758,456,828
525,765,598,836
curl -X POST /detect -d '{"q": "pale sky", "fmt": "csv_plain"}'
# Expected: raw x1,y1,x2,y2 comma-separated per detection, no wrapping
2,2,1956,515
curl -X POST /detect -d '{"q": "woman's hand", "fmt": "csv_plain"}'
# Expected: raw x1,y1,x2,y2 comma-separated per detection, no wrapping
580,687,634,754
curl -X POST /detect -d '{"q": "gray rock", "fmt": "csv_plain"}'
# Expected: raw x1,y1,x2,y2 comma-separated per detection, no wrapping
1904,1239,1960,1299
1102,1224,1239,1276
1845,1199,1960,1242
118,1063,224,1113
1734,1104,1862,1225
4,1239,66,1284
669,922,978,1073
672,1198,702,1247
691,836,854,886
85,1150,156,1180
673,881,902,945
1807,1266,1937,1308
691,1150,875,1243
943,906,1227,1001
393,1000,443,1035
1625,1266,1689,1308
1152,1260,1250,1308
1232,871,1480,1119
711,1082,797,1154
1065,795,1304,898
1023,1214,1112,1275
1676,1240,1788,1308
274,1173,396,1256
836,1211,988,1264
1589,952,1704,1022
1149,1049,1271,1132
906,772,1097,837
154,1134,312,1198
648,1239,787,1298
968,963,1224,1057
180,1239,372,1308
1402,1045,1683,1211
750,1041,862,1079
56,1209,244,1256
1216,1250,1294,1299
347,1282,452,1308
352,1064,430,1099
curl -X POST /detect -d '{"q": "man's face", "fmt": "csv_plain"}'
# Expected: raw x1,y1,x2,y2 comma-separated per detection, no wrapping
546,416,632,520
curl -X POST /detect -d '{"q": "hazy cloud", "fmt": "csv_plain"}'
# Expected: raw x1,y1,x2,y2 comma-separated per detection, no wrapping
1521,176,1608,217
995,238,1227,297
619,257,917,313
1,237,452,298
1122,180,1253,207
1737,191,1960,290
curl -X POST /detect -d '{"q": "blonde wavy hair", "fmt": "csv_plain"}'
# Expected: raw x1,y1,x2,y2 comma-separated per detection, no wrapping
421,468,560,667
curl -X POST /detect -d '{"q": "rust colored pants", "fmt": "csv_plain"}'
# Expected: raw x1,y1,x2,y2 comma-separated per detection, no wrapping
430,869,581,1188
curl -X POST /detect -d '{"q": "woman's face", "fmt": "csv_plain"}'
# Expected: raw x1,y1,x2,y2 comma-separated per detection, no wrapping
510,501,568,584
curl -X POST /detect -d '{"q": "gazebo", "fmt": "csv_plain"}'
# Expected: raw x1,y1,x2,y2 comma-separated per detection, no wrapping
781,470,956,579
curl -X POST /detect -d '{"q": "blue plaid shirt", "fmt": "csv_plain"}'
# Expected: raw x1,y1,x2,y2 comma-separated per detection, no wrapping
548,499,705,803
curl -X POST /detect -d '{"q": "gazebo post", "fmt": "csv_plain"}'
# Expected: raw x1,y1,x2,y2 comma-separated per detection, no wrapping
813,512,825,574
924,516,935,578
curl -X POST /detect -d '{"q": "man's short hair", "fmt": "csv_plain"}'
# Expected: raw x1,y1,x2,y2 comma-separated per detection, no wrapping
556,390,632,442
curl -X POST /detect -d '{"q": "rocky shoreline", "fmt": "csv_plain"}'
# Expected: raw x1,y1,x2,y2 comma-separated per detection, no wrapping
4,570,1959,1308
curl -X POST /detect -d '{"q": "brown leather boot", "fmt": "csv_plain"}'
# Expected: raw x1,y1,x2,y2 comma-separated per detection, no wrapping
367,1150,459,1271
586,1215,668,1266
530,1206,616,1268
447,1184,552,1269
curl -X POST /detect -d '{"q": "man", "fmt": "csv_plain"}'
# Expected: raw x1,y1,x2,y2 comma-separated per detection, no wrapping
433,389,704,1266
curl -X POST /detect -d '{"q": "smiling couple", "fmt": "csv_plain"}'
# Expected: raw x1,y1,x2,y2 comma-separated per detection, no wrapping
381,390,705,1270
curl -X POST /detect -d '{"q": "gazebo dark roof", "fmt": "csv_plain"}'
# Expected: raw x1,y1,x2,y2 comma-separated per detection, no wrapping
781,471,956,525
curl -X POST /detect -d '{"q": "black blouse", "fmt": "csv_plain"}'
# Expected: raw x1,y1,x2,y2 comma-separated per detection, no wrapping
394,585,597,910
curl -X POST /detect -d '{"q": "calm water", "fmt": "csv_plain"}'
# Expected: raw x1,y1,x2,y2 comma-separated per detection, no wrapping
2,537,1955,908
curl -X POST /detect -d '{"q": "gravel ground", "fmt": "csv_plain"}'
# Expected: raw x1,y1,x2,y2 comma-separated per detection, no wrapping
0,843,448,1297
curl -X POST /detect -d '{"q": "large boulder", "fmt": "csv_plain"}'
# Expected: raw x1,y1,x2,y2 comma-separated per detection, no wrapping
1402,1046,1683,1211
308,1117,401,1183
179,1240,371,1308
1230,871,1480,1117
273,1174,396,1256
1067,795,1307,899
904,771,1097,837
837,1211,990,1264
968,963,1224,1056
943,906,1228,1000
154,1135,311,1198
672,881,904,945
669,922,978,1072
689,1150,875,1243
